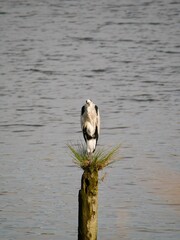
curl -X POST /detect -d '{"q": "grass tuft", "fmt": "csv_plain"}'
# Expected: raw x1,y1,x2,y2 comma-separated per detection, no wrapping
67,143,121,171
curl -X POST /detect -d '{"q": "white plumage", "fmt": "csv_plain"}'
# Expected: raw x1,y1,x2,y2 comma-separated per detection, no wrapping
81,99,100,154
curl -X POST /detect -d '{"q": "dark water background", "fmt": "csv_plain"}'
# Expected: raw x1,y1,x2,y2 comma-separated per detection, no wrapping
0,0,180,239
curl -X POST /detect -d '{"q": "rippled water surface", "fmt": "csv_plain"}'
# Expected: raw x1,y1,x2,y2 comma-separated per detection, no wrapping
0,0,180,239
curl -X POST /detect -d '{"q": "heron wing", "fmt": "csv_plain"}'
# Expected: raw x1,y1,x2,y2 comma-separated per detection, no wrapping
81,105,85,116
95,105,98,115
95,105,100,136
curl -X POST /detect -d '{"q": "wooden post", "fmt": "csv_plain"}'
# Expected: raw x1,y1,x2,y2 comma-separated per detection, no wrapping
78,168,98,240
68,144,120,239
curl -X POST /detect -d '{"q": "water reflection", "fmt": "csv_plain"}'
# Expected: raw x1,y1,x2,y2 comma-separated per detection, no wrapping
145,160,180,211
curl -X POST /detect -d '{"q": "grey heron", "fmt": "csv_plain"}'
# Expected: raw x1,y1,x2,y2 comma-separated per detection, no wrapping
81,99,100,154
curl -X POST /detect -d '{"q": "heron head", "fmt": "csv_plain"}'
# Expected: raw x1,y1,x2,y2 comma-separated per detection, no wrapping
86,99,92,105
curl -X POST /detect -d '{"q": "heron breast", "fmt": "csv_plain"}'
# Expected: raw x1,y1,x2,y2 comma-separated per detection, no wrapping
85,122,95,136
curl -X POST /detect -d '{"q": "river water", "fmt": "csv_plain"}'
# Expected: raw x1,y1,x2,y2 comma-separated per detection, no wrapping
0,0,180,239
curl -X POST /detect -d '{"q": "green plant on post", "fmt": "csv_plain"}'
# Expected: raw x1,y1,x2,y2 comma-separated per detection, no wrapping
68,144,121,240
